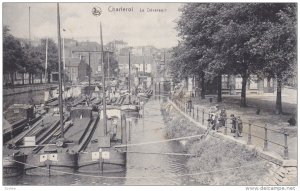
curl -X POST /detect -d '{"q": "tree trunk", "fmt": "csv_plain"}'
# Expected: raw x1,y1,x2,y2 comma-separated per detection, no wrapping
32,74,34,84
275,77,282,114
240,74,248,107
22,73,25,85
28,73,31,84
47,72,51,83
185,77,189,90
40,73,43,84
10,72,14,86
217,75,222,102
200,72,205,99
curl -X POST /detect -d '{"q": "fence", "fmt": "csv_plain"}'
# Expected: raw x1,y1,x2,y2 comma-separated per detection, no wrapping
172,97,290,160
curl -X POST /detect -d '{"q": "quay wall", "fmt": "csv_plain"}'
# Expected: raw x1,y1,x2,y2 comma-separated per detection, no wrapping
3,84,82,111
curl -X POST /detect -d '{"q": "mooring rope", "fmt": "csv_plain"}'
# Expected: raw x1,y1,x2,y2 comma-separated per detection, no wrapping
114,133,206,148
115,150,196,156
10,159,265,179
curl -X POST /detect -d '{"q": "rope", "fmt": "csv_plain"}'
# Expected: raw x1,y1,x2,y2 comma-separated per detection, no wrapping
116,150,196,156
131,127,165,135
10,159,265,179
114,133,206,148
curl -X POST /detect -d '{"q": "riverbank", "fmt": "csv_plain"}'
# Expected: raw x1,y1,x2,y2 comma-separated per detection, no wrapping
161,102,270,185
3,83,58,96
187,95,297,160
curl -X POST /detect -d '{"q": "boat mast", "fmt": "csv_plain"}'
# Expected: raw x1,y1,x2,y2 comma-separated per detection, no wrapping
100,22,107,135
28,6,31,45
128,52,131,103
44,38,48,83
57,3,64,139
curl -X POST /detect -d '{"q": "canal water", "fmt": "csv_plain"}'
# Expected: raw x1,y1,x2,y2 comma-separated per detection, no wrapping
3,97,196,185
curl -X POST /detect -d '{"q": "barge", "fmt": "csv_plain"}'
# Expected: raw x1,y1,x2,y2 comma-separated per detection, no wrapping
77,106,127,173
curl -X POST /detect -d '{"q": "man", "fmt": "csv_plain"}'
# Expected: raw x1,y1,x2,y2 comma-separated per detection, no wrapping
220,108,227,127
230,114,236,133
237,116,243,137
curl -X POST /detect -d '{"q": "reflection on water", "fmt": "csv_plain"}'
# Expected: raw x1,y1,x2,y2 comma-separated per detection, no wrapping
3,86,81,111
4,97,196,185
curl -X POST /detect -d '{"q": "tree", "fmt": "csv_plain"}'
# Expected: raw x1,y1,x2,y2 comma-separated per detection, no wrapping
3,26,26,85
173,4,224,99
103,52,118,78
250,4,296,113
23,45,44,84
37,38,58,83
172,3,296,109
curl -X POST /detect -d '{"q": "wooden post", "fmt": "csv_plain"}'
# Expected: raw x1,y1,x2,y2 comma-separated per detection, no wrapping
128,120,131,142
284,129,289,160
224,120,227,135
235,120,239,138
247,123,252,145
263,124,268,151
159,82,161,95
202,109,204,125
121,114,127,144
99,155,103,174
192,106,195,119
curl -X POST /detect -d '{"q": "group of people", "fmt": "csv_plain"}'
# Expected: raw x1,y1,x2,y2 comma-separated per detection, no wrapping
208,105,243,137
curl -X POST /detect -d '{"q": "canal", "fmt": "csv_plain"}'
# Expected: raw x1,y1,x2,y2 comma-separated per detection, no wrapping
3,96,197,185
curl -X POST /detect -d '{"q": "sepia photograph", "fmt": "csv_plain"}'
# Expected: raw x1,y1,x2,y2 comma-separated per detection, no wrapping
1,1,297,189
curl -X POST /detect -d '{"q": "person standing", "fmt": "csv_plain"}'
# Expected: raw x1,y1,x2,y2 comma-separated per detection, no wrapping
220,108,227,127
230,114,236,133
237,116,243,137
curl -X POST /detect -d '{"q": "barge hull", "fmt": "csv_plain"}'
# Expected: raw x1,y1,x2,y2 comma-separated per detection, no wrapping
77,148,126,173
25,152,77,176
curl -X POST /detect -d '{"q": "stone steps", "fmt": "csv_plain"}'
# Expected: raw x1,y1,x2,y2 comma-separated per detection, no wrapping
261,164,297,186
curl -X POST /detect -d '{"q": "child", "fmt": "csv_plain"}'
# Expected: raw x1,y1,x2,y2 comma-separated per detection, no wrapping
230,114,236,133
237,116,243,137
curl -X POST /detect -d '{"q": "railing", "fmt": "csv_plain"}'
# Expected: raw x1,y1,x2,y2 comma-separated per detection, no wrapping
172,97,290,160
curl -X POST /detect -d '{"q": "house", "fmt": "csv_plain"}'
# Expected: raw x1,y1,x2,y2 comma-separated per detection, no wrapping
118,54,153,76
65,57,80,83
221,75,275,95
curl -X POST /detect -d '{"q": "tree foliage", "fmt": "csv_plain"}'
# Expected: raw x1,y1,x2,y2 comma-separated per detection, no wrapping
171,3,296,111
3,26,59,84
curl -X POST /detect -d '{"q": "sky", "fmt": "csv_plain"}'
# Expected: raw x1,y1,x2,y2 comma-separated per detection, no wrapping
3,3,183,48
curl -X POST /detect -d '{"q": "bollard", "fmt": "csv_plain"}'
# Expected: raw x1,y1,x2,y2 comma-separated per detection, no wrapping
128,121,132,142
235,120,239,138
284,129,289,160
197,107,199,121
202,109,204,125
263,124,268,151
180,102,184,111
99,156,103,174
247,123,252,145
121,115,127,144
224,120,227,135
159,82,161,95
193,106,195,119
